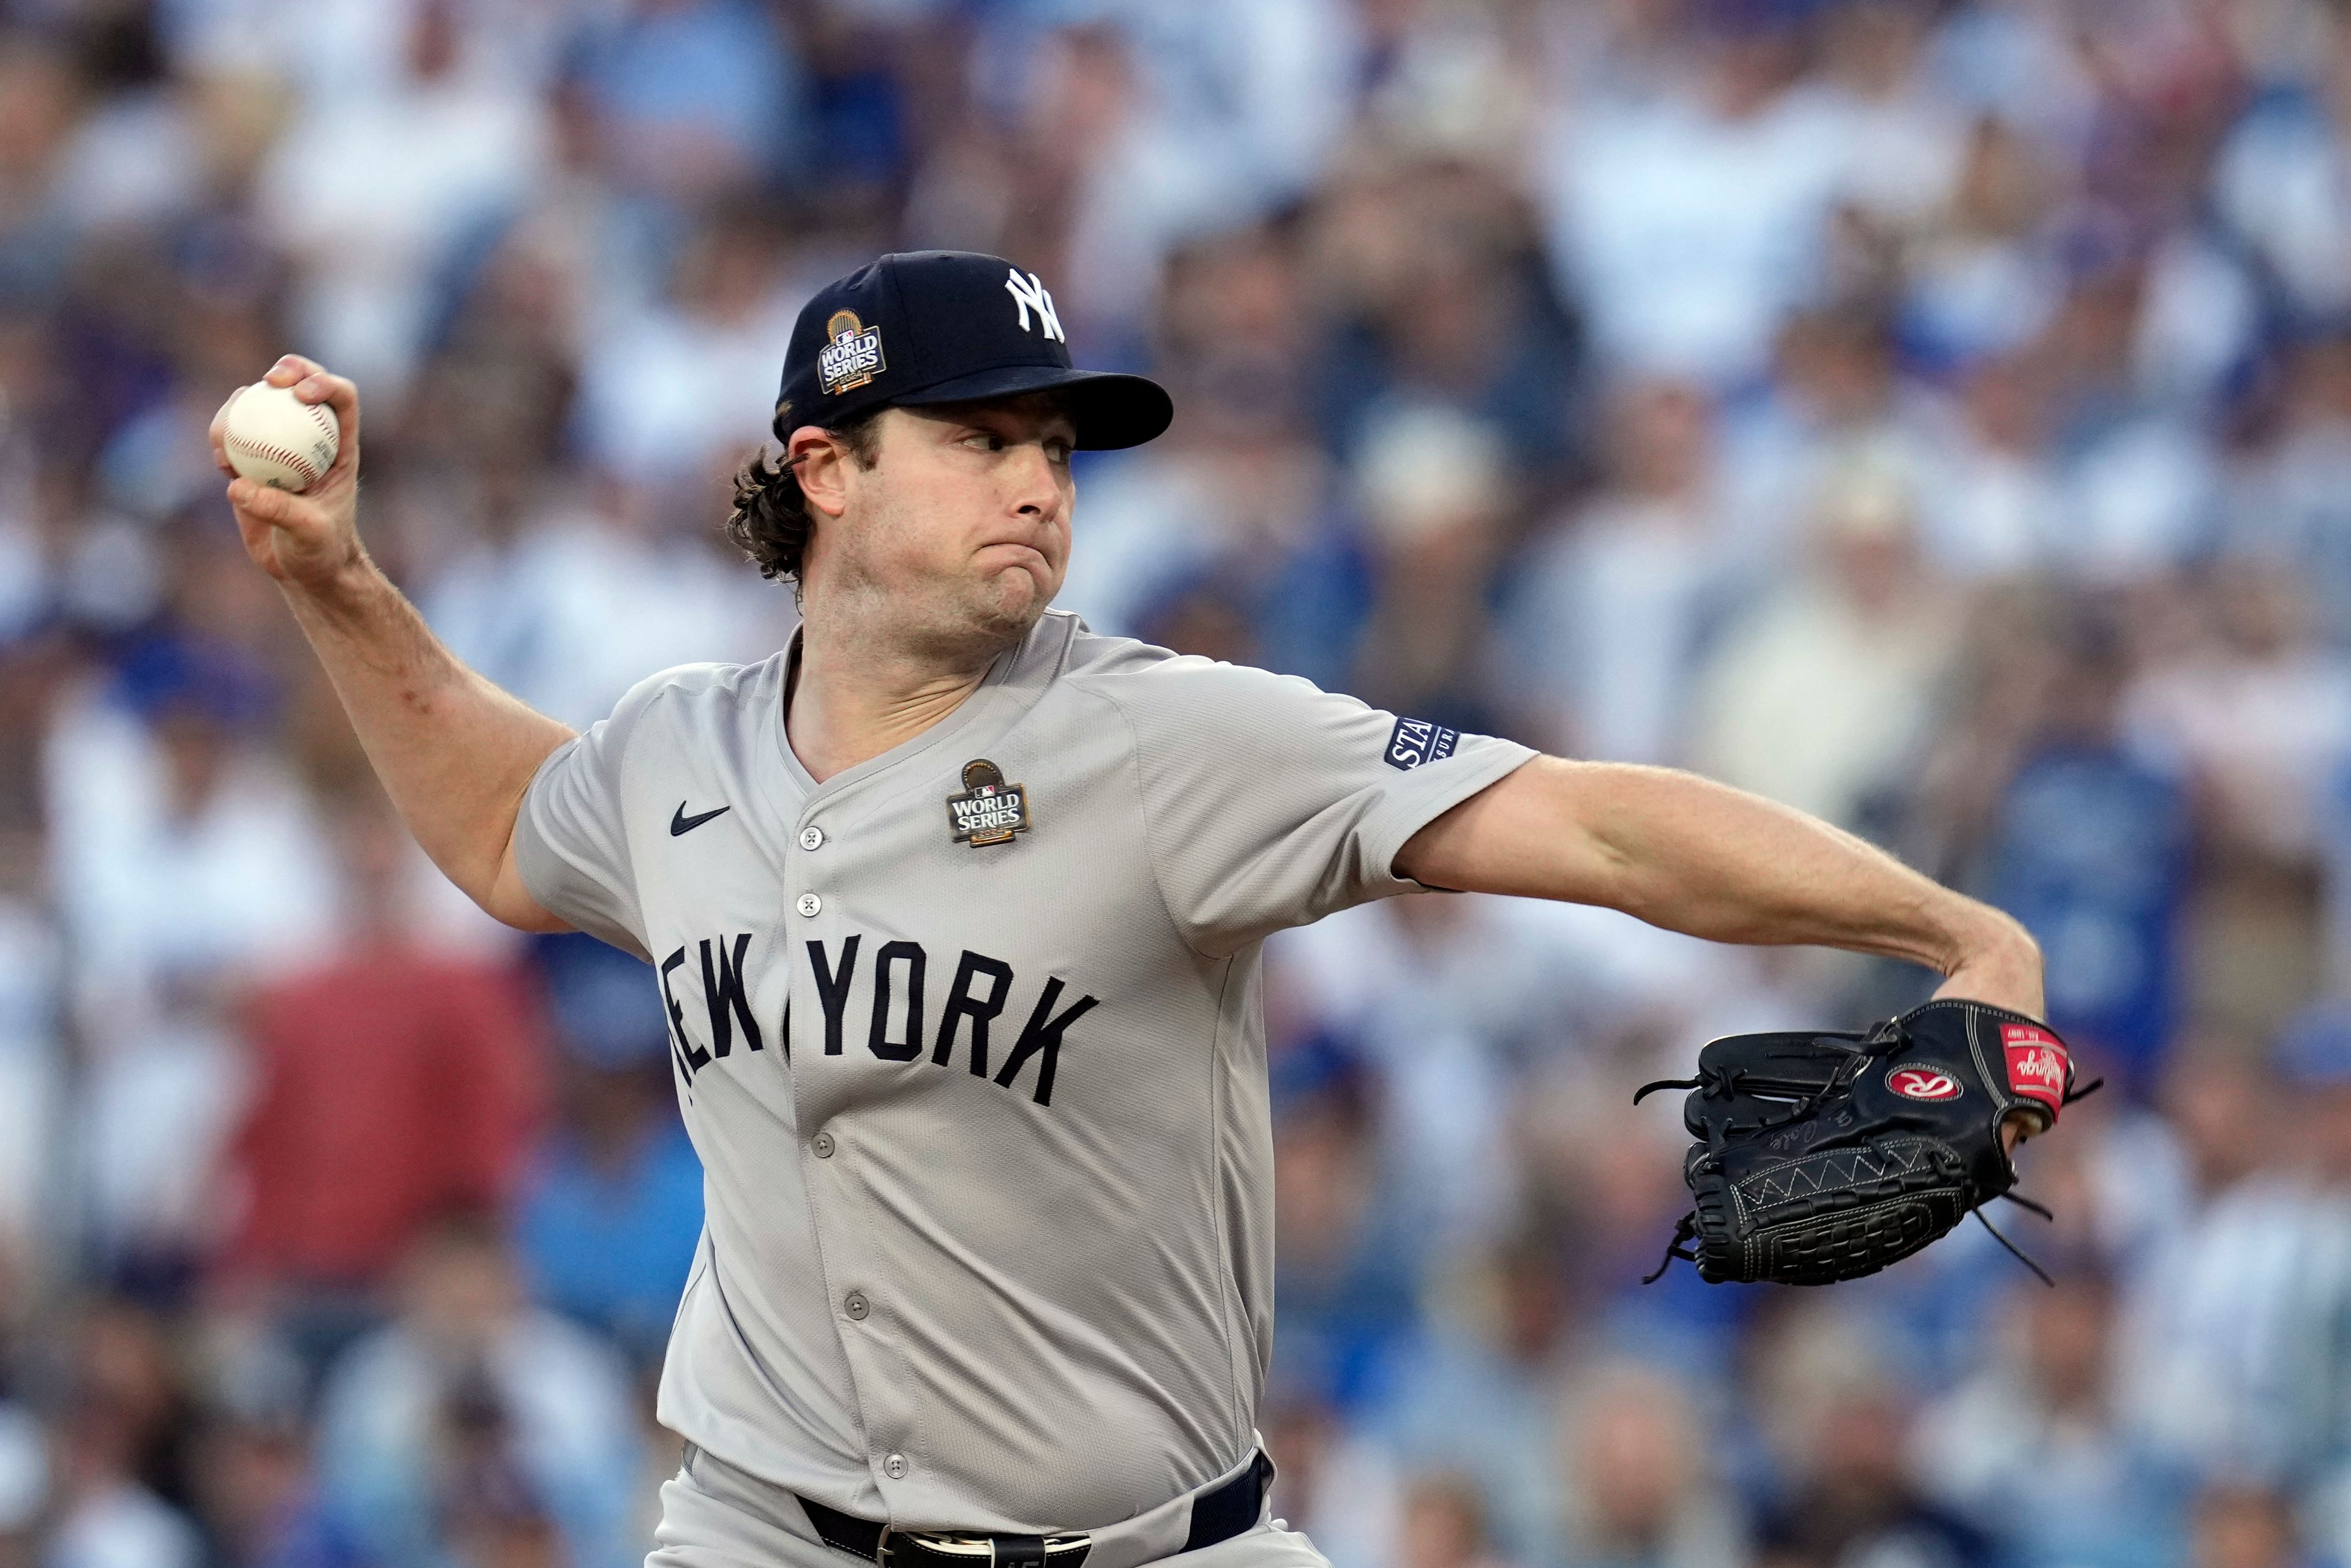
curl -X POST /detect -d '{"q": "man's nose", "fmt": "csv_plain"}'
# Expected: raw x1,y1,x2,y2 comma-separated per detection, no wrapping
1008,445,1064,519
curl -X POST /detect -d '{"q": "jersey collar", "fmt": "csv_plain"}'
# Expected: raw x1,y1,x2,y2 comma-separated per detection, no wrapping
770,612,1076,806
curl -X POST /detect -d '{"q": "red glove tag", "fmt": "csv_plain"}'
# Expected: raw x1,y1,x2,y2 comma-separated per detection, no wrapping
2001,1024,2069,1122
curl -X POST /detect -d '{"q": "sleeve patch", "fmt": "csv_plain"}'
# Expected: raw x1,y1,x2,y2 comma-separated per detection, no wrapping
1385,716,1460,771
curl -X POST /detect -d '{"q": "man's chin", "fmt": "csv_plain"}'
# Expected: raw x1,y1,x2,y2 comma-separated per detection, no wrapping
931,569,1050,653
978,565,1052,627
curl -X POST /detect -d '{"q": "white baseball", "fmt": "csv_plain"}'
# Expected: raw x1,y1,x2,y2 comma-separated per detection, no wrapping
222,381,339,492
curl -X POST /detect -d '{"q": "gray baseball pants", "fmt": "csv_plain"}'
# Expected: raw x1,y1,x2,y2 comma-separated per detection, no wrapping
647,1450,1334,1568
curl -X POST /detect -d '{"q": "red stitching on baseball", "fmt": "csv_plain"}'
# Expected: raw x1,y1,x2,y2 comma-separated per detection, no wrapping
227,437,323,483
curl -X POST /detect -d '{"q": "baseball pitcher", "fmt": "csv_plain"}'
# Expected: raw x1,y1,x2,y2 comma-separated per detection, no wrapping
212,252,2053,1568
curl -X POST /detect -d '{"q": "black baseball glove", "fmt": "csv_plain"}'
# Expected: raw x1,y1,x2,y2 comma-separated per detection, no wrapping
1635,999,2095,1287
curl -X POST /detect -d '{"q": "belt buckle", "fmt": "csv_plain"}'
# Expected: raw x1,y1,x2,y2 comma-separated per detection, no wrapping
880,1533,990,1567
883,1532,1089,1567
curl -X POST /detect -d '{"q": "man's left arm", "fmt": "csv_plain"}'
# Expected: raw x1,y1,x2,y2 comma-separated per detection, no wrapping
1396,756,2044,1018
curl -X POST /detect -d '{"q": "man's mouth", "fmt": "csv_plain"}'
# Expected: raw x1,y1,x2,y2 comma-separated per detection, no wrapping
981,540,1052,568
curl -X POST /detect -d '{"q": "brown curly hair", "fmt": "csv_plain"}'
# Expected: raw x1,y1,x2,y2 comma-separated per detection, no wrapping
724,403,888,582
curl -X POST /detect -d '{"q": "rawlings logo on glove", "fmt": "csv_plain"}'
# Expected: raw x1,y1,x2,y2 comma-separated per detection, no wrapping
1634,999,2099,1288
1888,1066,1963,1101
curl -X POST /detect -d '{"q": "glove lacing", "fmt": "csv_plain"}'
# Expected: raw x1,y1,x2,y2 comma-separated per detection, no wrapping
1635,1024,1908,1285
1960,1072,2104,1287
1633,1019,1905,1147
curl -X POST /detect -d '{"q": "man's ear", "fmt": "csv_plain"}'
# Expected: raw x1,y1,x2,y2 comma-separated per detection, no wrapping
787,425,855,519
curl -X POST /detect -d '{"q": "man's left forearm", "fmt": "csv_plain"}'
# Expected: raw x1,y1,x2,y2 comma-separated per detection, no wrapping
1398,757,2043,1014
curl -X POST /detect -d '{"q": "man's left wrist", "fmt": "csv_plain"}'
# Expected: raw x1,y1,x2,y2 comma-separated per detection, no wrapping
1932,906,2045,1018
1946,909,2036,978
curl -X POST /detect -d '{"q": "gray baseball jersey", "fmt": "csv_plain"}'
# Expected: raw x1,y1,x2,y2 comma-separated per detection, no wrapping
512,609,1535,1535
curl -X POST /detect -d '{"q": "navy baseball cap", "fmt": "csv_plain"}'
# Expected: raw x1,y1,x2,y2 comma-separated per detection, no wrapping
775,250,1173,451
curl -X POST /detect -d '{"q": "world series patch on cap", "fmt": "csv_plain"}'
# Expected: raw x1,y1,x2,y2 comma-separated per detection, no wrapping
818,310,885,396
776,251,1172,451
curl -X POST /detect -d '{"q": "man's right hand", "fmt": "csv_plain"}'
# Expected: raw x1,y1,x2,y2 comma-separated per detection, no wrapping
212,354,365,592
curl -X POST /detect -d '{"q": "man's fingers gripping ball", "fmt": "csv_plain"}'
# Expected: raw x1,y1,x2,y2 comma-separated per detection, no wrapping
221,379,339,492
226,475,300,523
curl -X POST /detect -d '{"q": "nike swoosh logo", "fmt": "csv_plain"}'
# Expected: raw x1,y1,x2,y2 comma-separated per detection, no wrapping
671,803,731,836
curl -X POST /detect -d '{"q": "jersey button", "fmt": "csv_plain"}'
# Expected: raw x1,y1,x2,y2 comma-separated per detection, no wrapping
796,893,822,918
812,1131,835,1159
844,1291,869,1321
799,826,825,851
883,1454,909,1480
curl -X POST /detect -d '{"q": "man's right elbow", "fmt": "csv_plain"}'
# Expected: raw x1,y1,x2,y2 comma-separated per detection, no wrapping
474,850,570,935
486,892,573,936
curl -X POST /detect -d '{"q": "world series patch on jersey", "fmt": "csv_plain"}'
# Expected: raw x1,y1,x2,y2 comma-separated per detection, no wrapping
945,759,1029,847
509,610,1535,1533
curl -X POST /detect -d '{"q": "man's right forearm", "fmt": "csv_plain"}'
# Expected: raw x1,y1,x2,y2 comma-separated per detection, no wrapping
283,557,574,928
211,355,568,928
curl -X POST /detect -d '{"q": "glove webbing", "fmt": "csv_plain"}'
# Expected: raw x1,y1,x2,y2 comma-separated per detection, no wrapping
1633,1026,1906,1285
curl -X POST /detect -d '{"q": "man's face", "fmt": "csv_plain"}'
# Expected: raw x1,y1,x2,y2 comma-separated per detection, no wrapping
801,393,1078,657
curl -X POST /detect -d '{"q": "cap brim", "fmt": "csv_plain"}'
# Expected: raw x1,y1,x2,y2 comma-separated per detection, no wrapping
890,365,1173,451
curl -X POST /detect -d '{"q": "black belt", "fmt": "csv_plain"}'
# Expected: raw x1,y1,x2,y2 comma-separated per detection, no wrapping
797,1452,1271,1568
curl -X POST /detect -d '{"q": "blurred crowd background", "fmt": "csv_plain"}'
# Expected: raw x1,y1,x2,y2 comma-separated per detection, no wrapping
0,1,2349,1567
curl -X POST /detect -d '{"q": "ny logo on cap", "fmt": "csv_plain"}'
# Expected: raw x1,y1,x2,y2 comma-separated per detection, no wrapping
1005,269,1065,343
